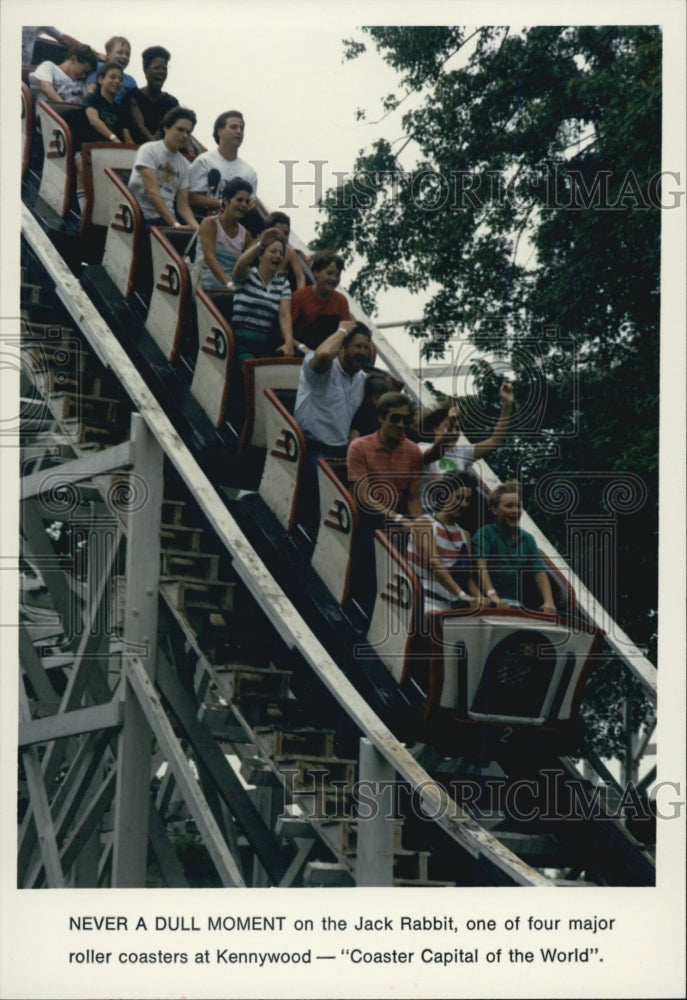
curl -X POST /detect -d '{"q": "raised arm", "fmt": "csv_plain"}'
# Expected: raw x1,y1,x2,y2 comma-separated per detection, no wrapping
309,320,356,373
472,381,514,460
232,227,282,281
422,406,460,465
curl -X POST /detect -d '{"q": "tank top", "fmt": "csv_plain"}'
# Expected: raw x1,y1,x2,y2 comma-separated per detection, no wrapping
198,217,247,289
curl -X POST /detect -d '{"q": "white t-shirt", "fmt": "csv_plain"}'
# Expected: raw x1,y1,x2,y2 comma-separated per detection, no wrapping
188,149,258,199
418,439,476,512
128,140,190,220
30,61,86,103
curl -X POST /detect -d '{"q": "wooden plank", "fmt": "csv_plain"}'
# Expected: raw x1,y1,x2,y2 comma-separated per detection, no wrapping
124,653,246,887
19,700,122,747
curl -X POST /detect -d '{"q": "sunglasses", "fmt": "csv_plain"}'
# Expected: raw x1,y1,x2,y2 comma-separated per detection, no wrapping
387,413,413,426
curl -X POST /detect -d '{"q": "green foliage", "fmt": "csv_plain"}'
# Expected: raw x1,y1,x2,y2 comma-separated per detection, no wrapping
315,26,661,758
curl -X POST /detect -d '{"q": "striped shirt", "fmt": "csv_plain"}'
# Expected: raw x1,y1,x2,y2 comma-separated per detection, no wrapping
231,267,291,334
406,517,471,611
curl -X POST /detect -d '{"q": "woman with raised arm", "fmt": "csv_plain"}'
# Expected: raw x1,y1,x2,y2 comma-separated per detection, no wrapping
231,228,295,364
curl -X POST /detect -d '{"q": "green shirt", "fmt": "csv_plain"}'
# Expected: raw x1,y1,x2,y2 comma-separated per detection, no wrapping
472,522,545,602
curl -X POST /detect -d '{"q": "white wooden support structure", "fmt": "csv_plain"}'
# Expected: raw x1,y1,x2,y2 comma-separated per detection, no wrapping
111,414,164,886
356,738,395,886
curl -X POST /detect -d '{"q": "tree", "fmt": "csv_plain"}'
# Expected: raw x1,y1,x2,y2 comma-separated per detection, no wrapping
314,26,661,757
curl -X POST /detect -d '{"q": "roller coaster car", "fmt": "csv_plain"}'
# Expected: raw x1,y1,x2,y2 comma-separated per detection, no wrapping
366,531,605,760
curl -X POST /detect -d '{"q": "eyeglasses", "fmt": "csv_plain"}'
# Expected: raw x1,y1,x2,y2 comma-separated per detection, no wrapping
387,413,413,426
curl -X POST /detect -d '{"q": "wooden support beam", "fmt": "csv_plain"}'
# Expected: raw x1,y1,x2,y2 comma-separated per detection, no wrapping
21,440,133,499
124,653,246,887
18,686,65,888
112,415,163,887
155,652,289,885
19,700,122,747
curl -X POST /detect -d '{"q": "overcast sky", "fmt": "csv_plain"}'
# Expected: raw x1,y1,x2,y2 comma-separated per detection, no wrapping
3,0,685,376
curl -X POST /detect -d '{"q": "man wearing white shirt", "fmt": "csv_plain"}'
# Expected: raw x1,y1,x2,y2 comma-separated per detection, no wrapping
189,110,258,215
128,106,199,229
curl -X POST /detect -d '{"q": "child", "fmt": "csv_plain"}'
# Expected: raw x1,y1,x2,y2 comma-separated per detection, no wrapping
472,480,556,613
290,250,353,351
75,62,133,213
86,36,137,106
29,44,97,104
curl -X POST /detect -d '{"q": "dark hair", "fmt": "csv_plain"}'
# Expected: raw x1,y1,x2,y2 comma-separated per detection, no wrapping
263,211,291,229
104,36,130,54
363,374,393,399
221,177,253,202
376,391,414,419
96,60,124,84
343,321,372,348
422,403,459,431
428,470,477,514
311,250,344,275
213,110,245,145
68,45,98,71
161,105,197,130
142,45,170,69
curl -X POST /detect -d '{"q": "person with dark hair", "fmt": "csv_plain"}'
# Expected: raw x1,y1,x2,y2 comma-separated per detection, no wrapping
73,61,132,214
347,392,423,524
85,36,137,105
290,250,353,351
418,382,514,511
473,480,556,614
128,107,199,228
262,212,306,290
125,46,180,144
29,45,97,104
347,391,423,613
406,471,484,612
189,110,258,214
294,321,372,457
293,321,372,530
349,373,393,441
196,178,253,291
230,229,295,363
80,62,132,142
